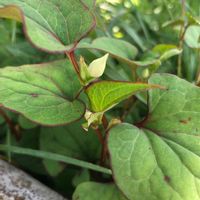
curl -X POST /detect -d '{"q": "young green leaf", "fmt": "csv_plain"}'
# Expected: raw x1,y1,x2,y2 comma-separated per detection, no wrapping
79,54,109,86
73,182,127,200
0,60,85,126
137,44,182,78
0,0,95,53
86,81,161,113
108,74,200,200
80,56,94,85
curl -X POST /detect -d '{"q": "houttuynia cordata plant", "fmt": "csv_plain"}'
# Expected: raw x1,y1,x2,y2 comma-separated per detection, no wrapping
0,0,200,199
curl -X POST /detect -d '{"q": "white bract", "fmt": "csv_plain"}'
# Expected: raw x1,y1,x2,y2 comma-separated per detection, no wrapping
80,54,109,85
88,54,109,78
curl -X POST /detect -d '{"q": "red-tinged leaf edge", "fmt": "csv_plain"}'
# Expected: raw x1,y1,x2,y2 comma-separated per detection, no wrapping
85,80,165,113
80,0,96,10
0,99,86,127
85,80,165,91
0,59,86,126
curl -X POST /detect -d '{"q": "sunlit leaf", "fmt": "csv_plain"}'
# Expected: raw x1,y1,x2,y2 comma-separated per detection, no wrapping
86,81,161,112
109,74,200,200
73,182,127,200
0,60,85,125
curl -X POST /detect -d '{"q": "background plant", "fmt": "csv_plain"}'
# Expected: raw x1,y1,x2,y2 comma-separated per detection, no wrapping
0,0,200,199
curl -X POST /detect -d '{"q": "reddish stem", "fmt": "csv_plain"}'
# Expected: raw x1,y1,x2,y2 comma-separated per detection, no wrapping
102,115,108,130
67,52,109,165
0,109,20,140
94,128,104,146
100,115,109,165
100,129,109,166
67,51,80,75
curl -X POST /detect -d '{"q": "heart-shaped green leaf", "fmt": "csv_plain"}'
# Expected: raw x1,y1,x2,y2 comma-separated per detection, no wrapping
0,0,95,53
73,182,127,200
0,60,85,126
108,74,200,200
86,81,160,113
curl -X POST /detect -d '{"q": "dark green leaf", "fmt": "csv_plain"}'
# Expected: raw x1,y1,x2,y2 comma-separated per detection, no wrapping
0,0,95,52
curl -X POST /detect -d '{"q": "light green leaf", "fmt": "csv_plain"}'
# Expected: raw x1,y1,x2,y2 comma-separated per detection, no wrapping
162,15,200,28
108,74,200,200
185,25,200,49
137,45,181,78
152,44,182,62
78,37,138,65
73,182,127,200
79,56,94,85
86,81,161,113
0,0,95,53
0,60,85,126
40,121,100,176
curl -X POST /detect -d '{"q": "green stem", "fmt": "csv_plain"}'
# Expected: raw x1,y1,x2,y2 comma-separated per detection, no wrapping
177,0,186,77
0,145,112,175
67,51,107,163
196,49,200,85
6,129,11,163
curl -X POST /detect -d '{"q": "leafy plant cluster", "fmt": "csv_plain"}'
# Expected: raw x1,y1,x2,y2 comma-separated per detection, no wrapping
0,0,200,199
